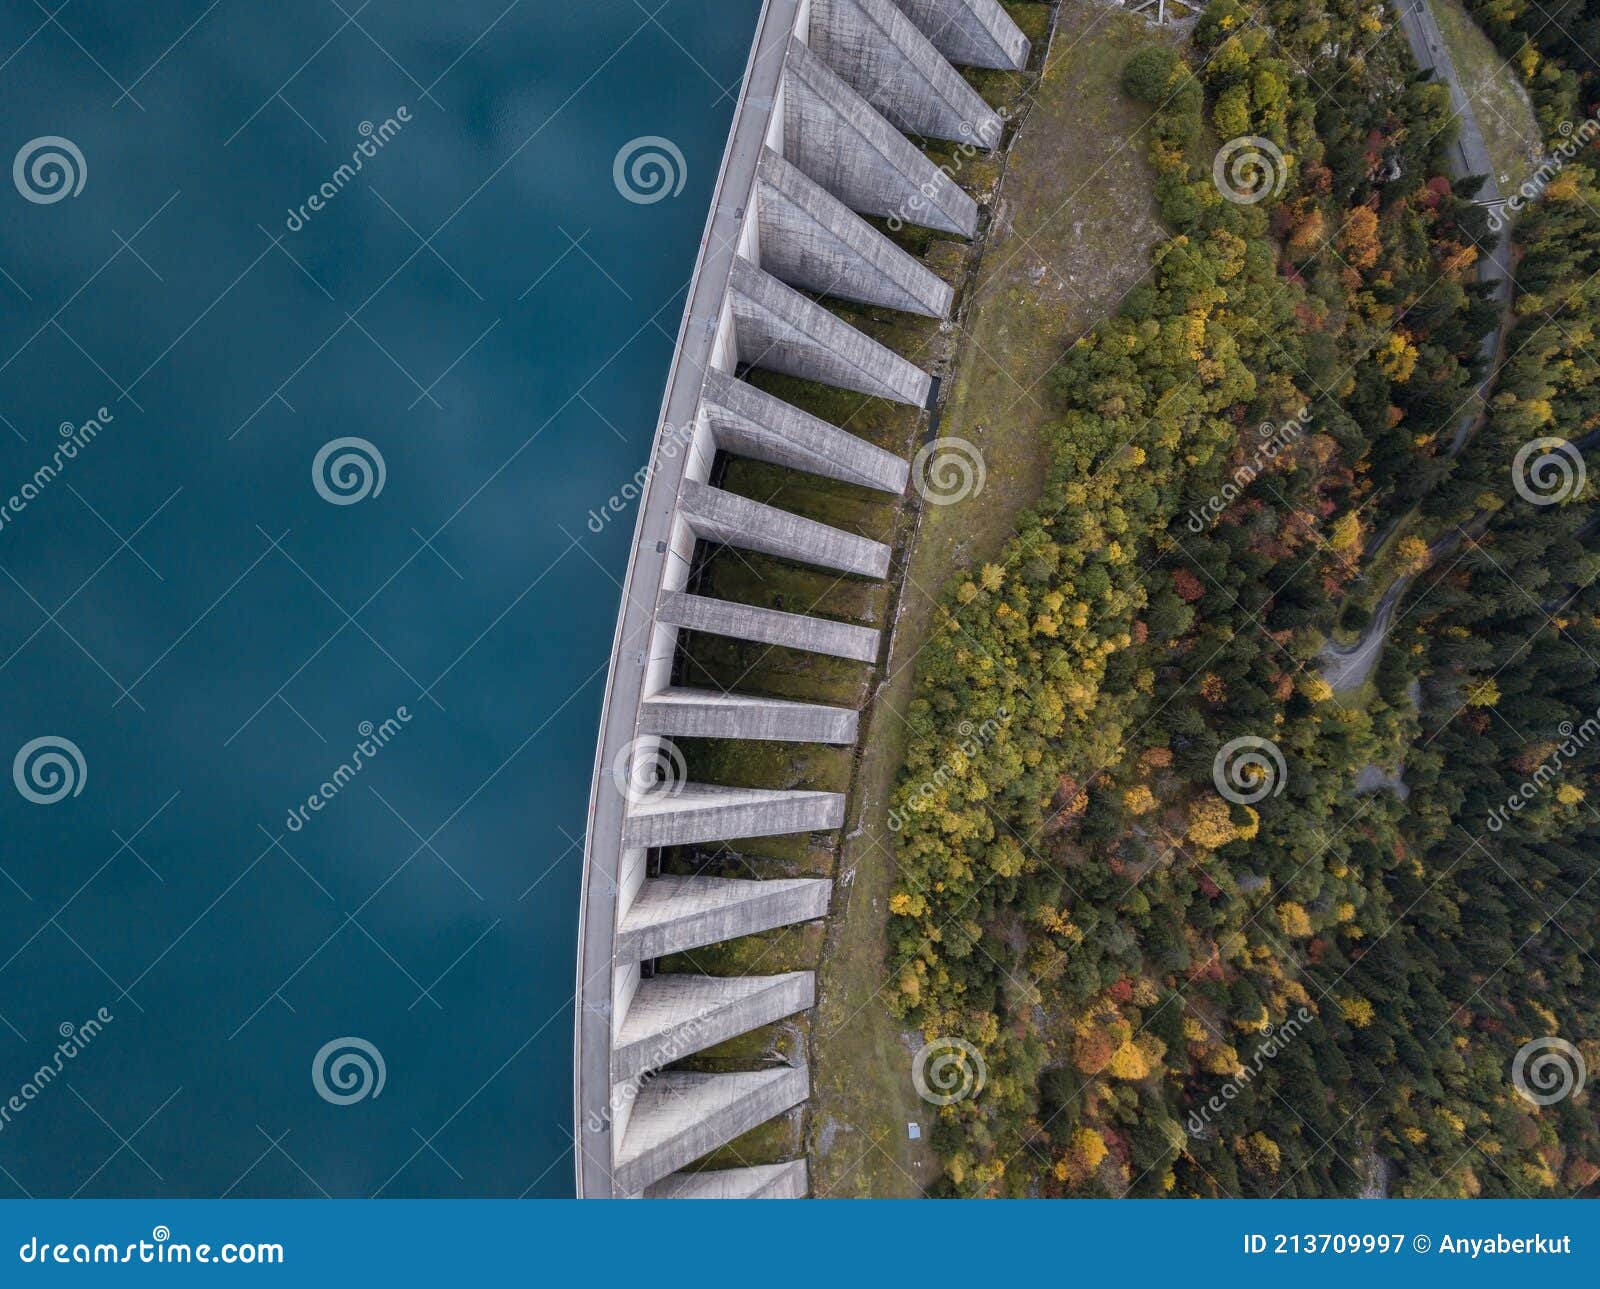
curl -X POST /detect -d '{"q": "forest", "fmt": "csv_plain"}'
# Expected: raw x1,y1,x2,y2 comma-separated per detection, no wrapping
884,0,1600,1196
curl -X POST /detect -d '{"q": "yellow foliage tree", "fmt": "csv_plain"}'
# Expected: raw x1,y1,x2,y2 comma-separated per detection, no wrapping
1238,1131,1282,1175
1339,205,1381,269
1377,331,1419,383
1396,534,1431,575
1107,1041,1152,1081
1054,1126,1109,1184
1545,173,1579,202
1287,204,1325,254
1300,674,1333,703
1276,901,1313,937
1329,509,1363,556
1123,784,1157,815
1187,796,1238,850
1339,995,1375,1028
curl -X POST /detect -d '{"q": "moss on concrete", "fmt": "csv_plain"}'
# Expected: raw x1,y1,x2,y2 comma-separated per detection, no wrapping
693,1106,806,1170
657,921,827,978
677,733,854,794
677,633,872,709
678,1017,807,1069
658,837,836,880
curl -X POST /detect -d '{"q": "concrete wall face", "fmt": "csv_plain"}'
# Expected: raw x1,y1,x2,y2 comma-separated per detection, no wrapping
577,0,1012,1198
622,785,847,851
612,1065,811,1196
656,590,882,662
702,367,910,493
615,874,834,960
640,688,859,743
755,149,953,317
678,478,892,578
729,258,933,405
645,1159,809,1199
889,0,1031,70
781,39,978,235
809,0,1003,143
612,973,816,1082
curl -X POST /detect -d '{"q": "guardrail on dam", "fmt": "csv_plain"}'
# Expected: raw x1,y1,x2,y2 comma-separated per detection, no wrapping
576,0,1029,1199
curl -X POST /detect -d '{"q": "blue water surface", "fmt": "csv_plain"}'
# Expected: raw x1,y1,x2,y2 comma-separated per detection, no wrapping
0,0,756,1197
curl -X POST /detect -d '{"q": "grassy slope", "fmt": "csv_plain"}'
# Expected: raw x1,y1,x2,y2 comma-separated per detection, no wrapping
1432,0,1540,189
807,0,1174,1198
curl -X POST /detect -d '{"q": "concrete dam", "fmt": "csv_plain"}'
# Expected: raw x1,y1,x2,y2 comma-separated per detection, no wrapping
576,0,1030,1198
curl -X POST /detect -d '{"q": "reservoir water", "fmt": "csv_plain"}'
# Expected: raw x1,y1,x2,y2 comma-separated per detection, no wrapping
0,0,757,1196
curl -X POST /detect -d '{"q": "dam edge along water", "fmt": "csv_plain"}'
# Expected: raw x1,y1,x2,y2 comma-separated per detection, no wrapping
575,0,1032,1200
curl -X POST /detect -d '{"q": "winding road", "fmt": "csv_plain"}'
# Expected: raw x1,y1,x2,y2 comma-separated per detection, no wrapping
1319,0,1517,692
1319,533,1462,690
1320,573,1413,691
